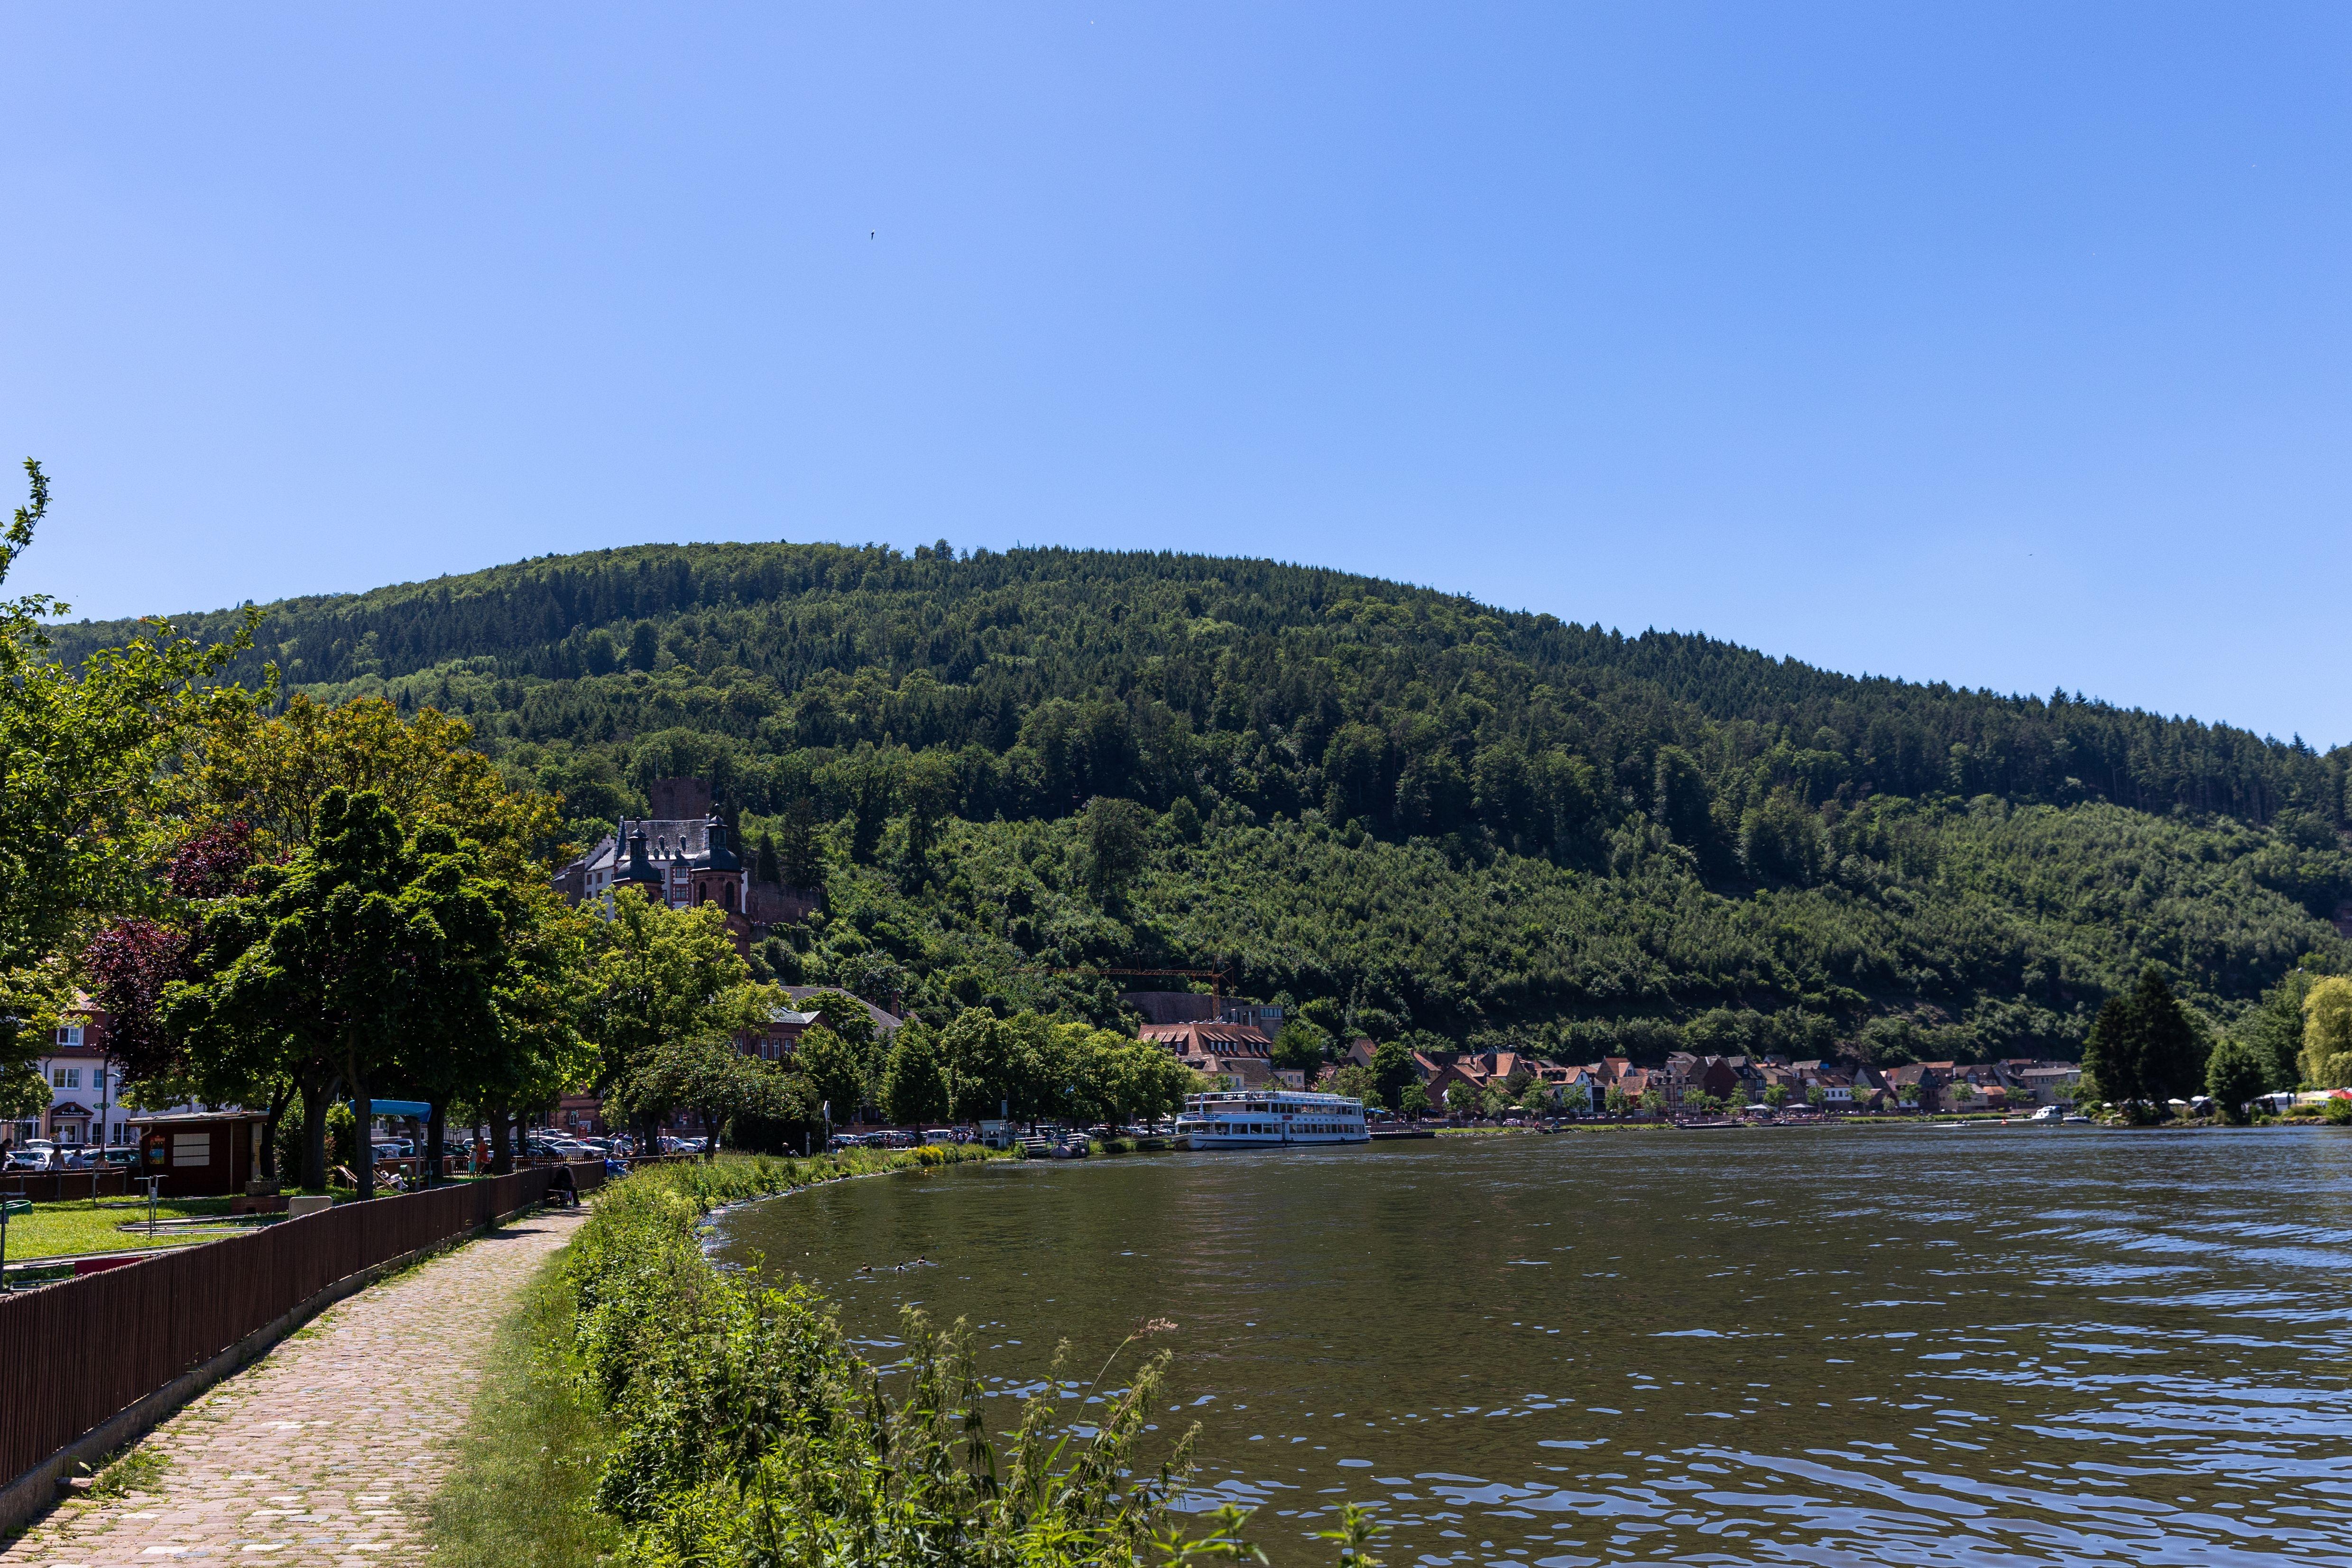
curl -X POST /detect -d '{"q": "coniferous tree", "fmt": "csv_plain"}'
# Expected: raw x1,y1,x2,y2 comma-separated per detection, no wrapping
2082,968,2206,1120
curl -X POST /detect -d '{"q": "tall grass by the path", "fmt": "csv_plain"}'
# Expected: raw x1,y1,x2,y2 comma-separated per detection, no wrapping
434,1147,1371,1568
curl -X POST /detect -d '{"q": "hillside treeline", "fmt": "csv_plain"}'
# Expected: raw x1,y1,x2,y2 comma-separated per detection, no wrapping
48,541,2352,1061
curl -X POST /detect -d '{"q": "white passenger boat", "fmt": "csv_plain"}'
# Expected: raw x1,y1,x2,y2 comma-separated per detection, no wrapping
1175,1090,1370,1149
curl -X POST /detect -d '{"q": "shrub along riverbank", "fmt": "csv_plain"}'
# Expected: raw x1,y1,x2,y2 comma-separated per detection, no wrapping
434,1148,1340,1568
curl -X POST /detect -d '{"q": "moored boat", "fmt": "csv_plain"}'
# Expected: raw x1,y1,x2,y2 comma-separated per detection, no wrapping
1175,1089,1370,1149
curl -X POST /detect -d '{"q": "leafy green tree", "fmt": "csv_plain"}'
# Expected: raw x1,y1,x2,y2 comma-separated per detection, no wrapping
1444,1080,1475,1119
184,693,562,879
585,888,778,1148
1398,1081,1431,1119
1652,747,1720,867
1370,1039,1417,1108
1051,1024,1198,1126
796,1027,874,1127
162,789,510,1197
939,1007,1047,1122
2083,968,2208,1120
627,1033,777,1157
1805,1084,1827,1110
2205,1035,2267,1124
1083,796,1152,909
1333,1064,1378,1107
1740,789,1825,885
2238,967,2324,1089
797,989,877,1050
1603,1084,1630,1117
1272,1018,1329,1083
879,1022,951,1126
0,1062,48,1134
2300,976,2352,1088
465,892,600,1173
1638,1087,1665,1116
0,461,259,1070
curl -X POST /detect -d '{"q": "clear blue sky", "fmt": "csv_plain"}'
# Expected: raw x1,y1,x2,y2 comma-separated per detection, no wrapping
6,4,2349,743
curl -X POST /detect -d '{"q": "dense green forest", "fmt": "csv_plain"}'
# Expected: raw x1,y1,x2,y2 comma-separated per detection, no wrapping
54,541,2352,1063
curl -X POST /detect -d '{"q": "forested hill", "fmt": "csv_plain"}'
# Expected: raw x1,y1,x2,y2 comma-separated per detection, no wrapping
47,541,2352,1065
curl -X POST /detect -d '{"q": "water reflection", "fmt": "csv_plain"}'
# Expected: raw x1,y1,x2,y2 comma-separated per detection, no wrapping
713,1127,2352,1565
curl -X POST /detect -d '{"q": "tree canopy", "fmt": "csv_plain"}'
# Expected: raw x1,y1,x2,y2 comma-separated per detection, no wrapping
2080,968,2208,1117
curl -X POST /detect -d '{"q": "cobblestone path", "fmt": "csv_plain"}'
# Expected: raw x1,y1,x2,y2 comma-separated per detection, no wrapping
1,1207,583,1568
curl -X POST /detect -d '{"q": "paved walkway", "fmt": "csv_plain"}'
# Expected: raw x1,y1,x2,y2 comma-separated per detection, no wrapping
1,1208,584,1568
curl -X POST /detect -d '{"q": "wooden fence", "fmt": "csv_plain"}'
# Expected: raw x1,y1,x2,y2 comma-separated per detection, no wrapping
0,1161,603,1491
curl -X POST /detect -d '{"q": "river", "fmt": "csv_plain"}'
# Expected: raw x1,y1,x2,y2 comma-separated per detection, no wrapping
710,1125,2352,1566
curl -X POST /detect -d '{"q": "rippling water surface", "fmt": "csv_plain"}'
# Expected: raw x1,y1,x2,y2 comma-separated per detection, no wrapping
711,1126,2352,1565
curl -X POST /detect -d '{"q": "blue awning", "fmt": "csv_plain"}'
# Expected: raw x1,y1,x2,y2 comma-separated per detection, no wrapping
350,1099,434,1118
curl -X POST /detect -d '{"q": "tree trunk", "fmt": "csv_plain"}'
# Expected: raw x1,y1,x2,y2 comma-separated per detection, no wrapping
346,1046,374,1201
300,1069,332,1192
489,1111,513,1175
424,1101,446,1188
260,1080,294,1182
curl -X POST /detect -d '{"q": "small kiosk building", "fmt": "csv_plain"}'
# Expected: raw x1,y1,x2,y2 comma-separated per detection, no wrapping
127,1110,272,1198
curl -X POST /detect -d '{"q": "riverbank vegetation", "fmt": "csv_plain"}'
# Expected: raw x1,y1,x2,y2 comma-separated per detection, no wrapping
434,1153,1309,1568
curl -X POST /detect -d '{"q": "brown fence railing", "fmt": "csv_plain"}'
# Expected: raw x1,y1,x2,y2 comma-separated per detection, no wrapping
0,1160,604,1491
0,1169,129,1204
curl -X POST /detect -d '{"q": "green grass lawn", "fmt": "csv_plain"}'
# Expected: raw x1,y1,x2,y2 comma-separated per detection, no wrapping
0,1196,252,1263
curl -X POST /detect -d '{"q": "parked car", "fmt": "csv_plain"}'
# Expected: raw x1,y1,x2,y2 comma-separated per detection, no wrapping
4,1145,54,1172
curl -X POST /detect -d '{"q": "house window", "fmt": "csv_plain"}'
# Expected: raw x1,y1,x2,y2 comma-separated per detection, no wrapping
55,1025,83,1048
51,1068,80,1090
